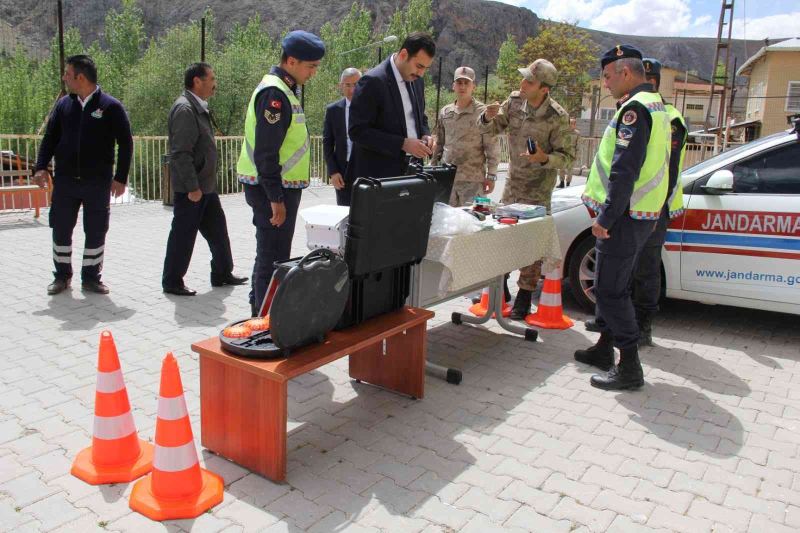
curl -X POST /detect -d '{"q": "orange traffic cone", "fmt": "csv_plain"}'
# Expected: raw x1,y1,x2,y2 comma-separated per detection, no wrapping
71,331,154,484
129,353,223,521
468,287,512,318
525,269,574,329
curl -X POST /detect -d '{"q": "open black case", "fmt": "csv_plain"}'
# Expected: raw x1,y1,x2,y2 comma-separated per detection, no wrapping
219,249,350,358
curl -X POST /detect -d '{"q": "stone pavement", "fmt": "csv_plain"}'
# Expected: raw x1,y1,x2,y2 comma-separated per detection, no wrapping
0,183,799,533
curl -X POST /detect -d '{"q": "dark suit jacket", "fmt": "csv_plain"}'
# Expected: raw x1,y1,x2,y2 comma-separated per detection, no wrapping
322,98,348,178
346,57,429,181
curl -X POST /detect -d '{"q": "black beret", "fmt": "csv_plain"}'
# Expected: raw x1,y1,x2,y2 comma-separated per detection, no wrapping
643,58,662,77
282,30,326,61
601,44,643,68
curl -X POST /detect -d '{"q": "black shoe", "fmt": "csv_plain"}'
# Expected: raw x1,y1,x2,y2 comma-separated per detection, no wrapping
509,289,533,320
590,346,644,390
163,285,197,296
574,331,614,371
557,181,565,188
82,280,109,294
584,319,602,333
47,278,71,295
211,273,249,287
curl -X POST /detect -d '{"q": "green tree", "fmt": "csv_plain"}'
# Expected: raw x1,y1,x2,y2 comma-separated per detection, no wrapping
100,0,145,99
494,33,521,99
209,15,278,136
519,21,598,116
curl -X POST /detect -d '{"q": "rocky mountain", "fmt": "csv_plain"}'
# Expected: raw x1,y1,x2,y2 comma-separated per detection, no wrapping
0,0,772,81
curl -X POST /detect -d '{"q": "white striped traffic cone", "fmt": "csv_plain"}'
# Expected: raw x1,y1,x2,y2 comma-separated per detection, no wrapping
129,353,223,521
71,331,153,484
525,269,574,329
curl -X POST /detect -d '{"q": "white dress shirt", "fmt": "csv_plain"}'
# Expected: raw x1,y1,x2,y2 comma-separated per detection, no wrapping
78,85,100,109
390,54,418,141
345,98,352,161
188,90,209,113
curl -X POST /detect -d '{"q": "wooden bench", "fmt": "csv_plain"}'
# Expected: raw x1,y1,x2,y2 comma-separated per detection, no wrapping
0,169,50,218
191,306,435,482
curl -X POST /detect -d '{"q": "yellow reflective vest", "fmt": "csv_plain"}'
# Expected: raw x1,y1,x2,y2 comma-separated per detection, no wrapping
236,74,310,188
583,91,670,220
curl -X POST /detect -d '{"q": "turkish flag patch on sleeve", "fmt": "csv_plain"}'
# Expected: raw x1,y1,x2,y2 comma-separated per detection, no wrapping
269,99,282,110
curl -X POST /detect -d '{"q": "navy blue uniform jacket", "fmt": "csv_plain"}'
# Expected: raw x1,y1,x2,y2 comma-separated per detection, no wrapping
35,88,133,184
323,98,348,178
346,57,429,181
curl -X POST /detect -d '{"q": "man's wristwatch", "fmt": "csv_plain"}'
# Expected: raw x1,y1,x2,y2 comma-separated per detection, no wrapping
486,174,497,182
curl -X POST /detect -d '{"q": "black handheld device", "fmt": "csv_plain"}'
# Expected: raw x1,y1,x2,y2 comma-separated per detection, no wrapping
526,137,537,154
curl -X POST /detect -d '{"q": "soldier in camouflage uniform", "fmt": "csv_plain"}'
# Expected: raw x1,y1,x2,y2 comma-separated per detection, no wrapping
431,66,500,206
480,58,575,319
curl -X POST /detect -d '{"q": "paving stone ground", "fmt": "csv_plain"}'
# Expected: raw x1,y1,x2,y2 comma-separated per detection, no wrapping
0,179,798,532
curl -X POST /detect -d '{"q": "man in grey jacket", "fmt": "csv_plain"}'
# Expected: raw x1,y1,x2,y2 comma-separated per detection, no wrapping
162,63,247,296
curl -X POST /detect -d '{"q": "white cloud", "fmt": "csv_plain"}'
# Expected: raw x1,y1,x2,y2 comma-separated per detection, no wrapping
731,12,800,40
692,15,712,28
536,0,607,23
589,0,692,36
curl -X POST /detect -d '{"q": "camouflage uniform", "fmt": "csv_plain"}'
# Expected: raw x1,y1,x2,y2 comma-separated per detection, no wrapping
432,97,500,206
480,87,574,290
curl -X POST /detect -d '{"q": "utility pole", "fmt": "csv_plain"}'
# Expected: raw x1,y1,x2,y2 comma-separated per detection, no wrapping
704,0,735,151
723,56,738,149
589,85,600,137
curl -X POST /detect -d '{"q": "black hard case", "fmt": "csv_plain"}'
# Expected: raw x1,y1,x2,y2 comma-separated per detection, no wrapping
344,175,437,277
220,249,350,358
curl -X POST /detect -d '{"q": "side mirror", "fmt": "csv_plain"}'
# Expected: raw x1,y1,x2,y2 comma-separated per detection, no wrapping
701,169,734,194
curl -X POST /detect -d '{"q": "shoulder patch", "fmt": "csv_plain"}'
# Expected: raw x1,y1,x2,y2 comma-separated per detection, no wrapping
269,99,282,110
618,126,635,140
549,98,568,116
264,110,281,124
621,110,637,126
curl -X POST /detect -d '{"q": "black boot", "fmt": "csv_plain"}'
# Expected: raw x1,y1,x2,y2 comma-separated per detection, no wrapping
584,319,602,333
590,346,644,391
574,331,614,371
509,289,532,320
637,315,654,347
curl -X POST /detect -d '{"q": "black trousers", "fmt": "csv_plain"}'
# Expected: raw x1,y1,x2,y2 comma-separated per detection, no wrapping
335,182,353,206
244,185,302,310
633,207,669,318
49,177,111,282
594,215,656,350
162,192,234,288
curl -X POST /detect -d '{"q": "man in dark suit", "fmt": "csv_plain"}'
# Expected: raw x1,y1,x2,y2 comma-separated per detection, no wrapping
323,67,361,205
347,32,436,181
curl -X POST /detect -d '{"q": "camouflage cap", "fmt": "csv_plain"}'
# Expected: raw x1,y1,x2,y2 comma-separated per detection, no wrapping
454,66,475,82
518,59,558,86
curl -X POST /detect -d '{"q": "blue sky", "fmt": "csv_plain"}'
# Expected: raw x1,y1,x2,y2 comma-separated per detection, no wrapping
495,0,799,39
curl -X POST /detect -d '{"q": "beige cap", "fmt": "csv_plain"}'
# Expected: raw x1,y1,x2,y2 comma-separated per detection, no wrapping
518,59,558,86
453,66,475,82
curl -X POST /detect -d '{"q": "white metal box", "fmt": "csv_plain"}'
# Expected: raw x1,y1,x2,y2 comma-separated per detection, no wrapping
299,205,349,254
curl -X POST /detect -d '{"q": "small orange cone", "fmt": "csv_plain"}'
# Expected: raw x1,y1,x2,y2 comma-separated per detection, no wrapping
129,353,223,521
468,287,512,318
72,331,154,485
525,269,574,329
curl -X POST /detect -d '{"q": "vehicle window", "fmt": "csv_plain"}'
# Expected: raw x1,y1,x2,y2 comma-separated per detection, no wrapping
732,142,800,194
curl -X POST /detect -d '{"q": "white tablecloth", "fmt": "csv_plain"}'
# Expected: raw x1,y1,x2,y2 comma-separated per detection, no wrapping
423,215,562,297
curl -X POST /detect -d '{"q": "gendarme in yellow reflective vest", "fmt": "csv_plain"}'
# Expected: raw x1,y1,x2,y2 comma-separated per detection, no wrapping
236,74,310,188
665,103,687,219
583,91,670,220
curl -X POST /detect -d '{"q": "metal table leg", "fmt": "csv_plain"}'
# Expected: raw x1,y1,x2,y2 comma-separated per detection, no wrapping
452,275,538,341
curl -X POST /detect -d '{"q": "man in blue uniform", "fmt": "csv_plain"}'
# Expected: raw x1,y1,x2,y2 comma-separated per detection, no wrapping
585,58,687,347
33,55,133,295
574,45,670,391
236,31,325,316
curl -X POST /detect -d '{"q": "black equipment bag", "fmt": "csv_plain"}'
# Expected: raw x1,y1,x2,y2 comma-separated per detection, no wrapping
219,249,350,358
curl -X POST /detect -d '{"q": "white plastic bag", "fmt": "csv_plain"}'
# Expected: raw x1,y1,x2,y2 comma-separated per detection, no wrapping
429,202,483,237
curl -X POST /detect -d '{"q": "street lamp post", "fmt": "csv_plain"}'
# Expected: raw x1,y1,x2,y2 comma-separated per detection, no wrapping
341,35,398,65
